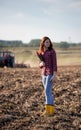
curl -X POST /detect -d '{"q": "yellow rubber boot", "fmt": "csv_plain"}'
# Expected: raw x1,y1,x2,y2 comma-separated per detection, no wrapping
41,105,54,116
46,105,54,116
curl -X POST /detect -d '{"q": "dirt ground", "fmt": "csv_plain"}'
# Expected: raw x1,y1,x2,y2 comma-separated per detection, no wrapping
0,66,81,130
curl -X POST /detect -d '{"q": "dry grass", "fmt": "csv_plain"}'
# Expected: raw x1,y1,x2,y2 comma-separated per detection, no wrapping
1,47,81,67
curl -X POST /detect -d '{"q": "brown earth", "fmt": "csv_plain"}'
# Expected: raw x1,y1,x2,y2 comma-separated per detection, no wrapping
0,66,81,130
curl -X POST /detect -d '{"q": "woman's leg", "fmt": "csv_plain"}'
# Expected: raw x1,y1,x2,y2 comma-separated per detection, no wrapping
41,75,55,116
42,75,54,105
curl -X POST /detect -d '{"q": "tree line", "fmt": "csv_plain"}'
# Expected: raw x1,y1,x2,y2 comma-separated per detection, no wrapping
0,40,23,47
0,39,81,49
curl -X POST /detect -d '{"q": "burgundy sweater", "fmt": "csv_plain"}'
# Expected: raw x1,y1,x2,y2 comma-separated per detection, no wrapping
41,49,57,76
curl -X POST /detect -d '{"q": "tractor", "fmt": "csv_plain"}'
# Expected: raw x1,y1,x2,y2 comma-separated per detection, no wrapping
0,51,15,67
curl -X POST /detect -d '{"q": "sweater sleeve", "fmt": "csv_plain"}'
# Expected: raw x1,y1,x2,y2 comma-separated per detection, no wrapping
52,49,57,72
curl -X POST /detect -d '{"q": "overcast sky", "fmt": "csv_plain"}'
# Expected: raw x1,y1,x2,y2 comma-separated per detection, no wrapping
0,0,81,43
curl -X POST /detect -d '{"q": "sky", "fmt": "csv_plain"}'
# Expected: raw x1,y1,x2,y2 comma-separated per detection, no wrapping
0,0,81,43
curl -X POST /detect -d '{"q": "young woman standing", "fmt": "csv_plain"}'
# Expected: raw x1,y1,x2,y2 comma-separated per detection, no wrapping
37,36,57,116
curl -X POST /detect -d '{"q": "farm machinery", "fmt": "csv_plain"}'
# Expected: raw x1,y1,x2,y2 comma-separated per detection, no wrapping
0,51,15,67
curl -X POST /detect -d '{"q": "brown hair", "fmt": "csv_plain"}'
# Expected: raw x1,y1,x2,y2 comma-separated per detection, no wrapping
38,36,53,54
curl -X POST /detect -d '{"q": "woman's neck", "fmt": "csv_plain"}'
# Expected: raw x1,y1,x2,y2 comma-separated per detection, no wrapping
44,47,48,52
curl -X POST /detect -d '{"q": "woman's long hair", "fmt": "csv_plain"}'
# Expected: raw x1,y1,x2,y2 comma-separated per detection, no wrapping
38,36,53,54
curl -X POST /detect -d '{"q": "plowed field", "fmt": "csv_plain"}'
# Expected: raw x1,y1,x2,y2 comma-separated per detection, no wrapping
0,66,81,130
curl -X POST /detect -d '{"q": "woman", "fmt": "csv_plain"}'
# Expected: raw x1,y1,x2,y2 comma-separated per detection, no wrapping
37,36,57,116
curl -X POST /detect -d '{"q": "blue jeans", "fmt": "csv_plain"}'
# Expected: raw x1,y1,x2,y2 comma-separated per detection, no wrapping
42,75,54,105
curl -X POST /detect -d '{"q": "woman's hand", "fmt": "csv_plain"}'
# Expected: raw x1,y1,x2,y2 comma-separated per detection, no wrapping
51,75,57,83
50,72,57,83
39,61,45,68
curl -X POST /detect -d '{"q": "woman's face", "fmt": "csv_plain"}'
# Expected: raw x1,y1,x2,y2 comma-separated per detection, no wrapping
44,39,50,48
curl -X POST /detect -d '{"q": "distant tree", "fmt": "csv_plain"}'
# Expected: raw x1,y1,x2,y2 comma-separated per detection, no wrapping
59,41,70,49
28,39,41,47
0,40,23,47
78,42,81,45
